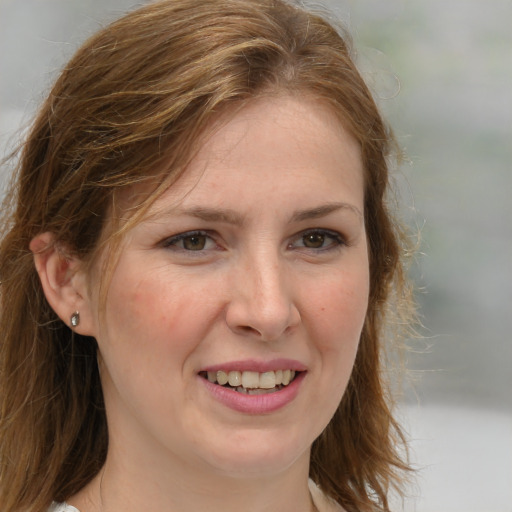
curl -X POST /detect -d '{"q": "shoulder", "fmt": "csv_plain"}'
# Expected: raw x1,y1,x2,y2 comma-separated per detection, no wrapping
308,479,346,512
47,503,81,512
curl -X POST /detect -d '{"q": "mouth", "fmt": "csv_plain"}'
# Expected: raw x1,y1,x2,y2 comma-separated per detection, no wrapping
199,369,301,395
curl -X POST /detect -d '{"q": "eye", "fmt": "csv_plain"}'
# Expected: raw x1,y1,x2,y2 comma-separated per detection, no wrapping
289,229,345,251
302,232,328,249
162,231,217,252
181,234,208,251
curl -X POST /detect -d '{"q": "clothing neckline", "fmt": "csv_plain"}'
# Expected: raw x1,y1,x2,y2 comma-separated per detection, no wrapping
52,479,343,512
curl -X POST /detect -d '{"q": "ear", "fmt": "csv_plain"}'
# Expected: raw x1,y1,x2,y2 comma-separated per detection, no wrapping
30,232,97,337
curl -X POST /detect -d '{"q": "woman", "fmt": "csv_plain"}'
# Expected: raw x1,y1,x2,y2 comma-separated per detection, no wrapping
0,1,414,511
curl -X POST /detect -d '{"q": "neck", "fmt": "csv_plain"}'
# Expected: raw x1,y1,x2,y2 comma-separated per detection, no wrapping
68,448,315,512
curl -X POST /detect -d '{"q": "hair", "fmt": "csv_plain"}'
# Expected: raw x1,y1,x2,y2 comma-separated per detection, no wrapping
0,1,414,511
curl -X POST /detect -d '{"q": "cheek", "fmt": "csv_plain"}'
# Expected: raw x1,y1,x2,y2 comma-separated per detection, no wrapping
306,267,369,353
301,267,369,431
96,268,221,407
100,265,224,367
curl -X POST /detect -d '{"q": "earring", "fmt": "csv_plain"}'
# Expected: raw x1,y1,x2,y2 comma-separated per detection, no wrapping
70,311,80,328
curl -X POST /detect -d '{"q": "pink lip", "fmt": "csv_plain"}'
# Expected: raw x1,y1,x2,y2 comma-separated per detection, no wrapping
201,358,307,373
200,371,305,414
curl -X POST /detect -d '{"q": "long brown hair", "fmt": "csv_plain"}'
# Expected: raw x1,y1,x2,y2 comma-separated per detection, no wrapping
0,1,413,511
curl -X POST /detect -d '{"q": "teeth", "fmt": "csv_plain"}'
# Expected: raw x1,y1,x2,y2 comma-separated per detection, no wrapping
259,371,276,389
205,369,298,390
248,387,279,395
216,370,229,385
228,371,241,387
235,386,280,395
242,371,259,389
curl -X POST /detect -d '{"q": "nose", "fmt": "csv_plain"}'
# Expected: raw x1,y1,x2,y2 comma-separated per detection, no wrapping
225,251,301,341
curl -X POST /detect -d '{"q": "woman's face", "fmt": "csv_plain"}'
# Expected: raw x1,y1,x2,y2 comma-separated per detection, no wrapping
84,95,369,478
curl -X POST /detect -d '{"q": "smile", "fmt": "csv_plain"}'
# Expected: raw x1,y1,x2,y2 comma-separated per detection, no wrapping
200,370,298,395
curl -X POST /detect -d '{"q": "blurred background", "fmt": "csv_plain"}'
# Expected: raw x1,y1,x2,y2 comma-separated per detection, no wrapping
1,0,510,510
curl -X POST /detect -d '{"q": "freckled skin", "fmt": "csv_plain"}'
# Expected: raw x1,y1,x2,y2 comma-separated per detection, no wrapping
78,95,369,508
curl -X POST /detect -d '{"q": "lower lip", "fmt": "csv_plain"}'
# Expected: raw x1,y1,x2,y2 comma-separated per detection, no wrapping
200,372,305,414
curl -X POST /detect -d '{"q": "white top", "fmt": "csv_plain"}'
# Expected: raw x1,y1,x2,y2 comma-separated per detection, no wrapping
48,479,344,512
47,504,80,512
308,479,345,511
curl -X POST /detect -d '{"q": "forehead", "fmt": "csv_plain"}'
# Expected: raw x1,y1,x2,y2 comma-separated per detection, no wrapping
146,94,364,217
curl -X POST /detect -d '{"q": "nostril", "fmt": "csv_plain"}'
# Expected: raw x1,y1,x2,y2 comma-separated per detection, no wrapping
239,325,259,335
228,323,264,337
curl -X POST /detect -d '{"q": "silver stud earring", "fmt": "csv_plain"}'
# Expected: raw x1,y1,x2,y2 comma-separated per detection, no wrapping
70,311,80,328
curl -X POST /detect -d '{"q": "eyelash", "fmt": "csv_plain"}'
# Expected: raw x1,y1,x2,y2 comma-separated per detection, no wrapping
161,230,218,252
288,229,346,252
161,228,346,254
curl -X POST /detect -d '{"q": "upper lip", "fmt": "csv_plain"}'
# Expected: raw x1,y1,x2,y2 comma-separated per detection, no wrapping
200,358,307,373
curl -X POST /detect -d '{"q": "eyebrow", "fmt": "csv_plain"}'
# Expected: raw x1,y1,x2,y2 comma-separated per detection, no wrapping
176,206,246,226
168,201,362,226
290,202,363,222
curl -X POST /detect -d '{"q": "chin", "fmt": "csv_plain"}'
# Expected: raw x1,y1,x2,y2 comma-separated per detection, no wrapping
194,430,311,478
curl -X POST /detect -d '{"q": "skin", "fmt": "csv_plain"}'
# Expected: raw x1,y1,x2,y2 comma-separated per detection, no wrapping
32,95,369,512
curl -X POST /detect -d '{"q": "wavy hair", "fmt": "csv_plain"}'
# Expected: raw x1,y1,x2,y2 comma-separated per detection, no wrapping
0,1,413,511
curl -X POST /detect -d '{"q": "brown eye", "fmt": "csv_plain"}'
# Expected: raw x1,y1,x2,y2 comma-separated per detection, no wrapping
163,231,216,252
302,232,325,248
182,235,207,250
288,229,344,252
